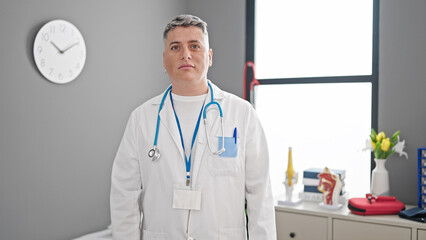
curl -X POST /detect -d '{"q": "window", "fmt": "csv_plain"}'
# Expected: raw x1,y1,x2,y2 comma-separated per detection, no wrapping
246,0,378,198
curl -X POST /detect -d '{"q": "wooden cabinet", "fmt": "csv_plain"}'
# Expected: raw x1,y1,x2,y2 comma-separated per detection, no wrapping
275,202,426,240
276,211,327,240
333,219,411,240
418,229,426,239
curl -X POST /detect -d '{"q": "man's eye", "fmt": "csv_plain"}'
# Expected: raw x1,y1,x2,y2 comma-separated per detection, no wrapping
171,46,179,50
191,45,200,49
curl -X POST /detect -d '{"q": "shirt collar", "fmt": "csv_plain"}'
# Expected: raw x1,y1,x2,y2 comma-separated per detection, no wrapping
152,80,225,105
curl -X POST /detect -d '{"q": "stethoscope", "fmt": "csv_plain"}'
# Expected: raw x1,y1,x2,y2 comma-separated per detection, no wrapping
148,81,225,162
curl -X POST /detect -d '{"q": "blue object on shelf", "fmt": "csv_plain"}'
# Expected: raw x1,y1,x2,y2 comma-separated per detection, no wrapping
303,168,346,180
418,148,426,208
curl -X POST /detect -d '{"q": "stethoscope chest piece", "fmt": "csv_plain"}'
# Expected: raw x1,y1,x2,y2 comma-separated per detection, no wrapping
148,147,160,161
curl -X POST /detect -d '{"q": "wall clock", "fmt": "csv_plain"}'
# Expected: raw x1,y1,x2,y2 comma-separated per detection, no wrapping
33,20,86,84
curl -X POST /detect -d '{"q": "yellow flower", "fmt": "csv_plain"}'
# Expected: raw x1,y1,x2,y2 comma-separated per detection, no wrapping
377,132,386,142
371,140,376,150
381,138,391,152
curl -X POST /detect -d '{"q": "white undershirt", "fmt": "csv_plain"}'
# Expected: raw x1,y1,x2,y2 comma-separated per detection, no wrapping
171,93,207,158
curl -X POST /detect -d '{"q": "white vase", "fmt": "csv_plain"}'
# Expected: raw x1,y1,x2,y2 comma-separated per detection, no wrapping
371,158,390,196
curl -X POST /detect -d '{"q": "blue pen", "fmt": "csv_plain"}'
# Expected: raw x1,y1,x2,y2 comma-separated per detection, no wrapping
233,127,237,144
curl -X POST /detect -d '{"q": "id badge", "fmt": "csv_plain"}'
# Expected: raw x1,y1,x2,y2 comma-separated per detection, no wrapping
172,185,202,210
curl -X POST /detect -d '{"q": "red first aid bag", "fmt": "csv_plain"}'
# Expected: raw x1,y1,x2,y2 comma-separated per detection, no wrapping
348,194,405,215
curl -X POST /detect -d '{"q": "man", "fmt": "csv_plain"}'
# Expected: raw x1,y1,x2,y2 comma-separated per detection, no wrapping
110,14,276,240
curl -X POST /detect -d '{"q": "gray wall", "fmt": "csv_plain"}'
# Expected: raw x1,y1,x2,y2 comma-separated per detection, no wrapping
379,0,426,204
187,0,245,97
1,0,426,239
0,1,185,239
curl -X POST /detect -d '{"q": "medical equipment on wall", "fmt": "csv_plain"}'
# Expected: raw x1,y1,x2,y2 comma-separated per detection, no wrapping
148,81,225,162
243,61,260,106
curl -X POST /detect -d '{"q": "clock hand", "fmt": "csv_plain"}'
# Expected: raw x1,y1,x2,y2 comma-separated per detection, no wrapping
62,42,79,53
50,41,64,54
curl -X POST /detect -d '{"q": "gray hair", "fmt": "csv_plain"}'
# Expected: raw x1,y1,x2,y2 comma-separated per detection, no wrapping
163,14,208,39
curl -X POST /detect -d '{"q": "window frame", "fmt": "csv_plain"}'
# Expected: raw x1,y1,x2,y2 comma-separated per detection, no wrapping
245,0,379,171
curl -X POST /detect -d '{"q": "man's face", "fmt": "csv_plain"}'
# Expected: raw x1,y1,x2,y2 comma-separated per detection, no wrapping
163,26,212,85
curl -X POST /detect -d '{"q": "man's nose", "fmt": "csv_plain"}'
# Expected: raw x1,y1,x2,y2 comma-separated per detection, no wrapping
181,47,192,60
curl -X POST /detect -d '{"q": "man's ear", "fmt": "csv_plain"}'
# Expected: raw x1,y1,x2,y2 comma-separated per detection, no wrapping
163,51,166,69
209,49,213,67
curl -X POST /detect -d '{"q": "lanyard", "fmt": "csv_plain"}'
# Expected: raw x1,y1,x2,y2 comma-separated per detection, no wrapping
169,91,204,186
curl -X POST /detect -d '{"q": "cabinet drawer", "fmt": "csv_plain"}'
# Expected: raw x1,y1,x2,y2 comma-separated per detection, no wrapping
333,219,411,240
275,211,327,240
418,229,426,240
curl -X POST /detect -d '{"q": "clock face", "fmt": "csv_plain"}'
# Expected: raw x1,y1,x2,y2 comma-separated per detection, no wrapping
33,20,86,84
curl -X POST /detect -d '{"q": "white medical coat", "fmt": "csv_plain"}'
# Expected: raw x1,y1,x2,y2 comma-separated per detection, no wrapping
110,82,276,240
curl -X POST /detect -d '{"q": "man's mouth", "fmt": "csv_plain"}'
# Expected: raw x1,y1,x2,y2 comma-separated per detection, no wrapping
179,64,194,69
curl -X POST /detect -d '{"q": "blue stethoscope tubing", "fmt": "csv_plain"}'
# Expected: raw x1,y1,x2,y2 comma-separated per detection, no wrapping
148,82,225,163
203,83,225,155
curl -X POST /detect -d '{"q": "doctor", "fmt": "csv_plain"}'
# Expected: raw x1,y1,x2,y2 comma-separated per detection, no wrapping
110,14,276,240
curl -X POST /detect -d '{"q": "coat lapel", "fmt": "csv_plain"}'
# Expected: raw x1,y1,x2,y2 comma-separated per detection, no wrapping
191,116,208,184
204,82,225,146
192,82,225,184
158,93,185,161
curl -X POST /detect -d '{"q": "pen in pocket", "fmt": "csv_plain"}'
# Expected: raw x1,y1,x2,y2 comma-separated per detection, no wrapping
233,127,237,144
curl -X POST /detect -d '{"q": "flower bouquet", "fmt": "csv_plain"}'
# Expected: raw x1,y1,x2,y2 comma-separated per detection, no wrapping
363,129,407,195
364,129,408,159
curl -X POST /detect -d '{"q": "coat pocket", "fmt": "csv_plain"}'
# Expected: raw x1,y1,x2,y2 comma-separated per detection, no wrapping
208,135,241,176
219,227,245,240
142,229,167,240
208,154,241,176
218,137,238,158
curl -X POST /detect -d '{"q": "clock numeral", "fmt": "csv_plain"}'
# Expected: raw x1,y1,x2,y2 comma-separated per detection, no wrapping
58,73,63,80
60,24,66,32
42,33,49,41
40,59,45,67
68,69,73,77
50,25,55,34
49,68,54,76
37,46,42,53
80,50,84,58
